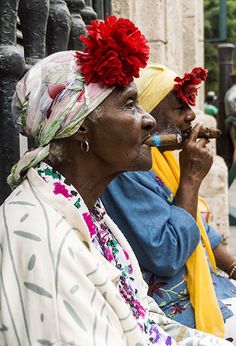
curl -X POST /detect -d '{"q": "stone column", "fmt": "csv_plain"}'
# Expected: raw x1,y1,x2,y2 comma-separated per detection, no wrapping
92,0,104,19
66,0,87,51
217,43,235,168
0,0,25,203
18,0,50,68
46,0,71,55
182,0,204,108
82,0,97,24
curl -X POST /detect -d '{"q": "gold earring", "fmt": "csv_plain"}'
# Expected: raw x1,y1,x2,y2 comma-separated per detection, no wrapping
80,139,89,153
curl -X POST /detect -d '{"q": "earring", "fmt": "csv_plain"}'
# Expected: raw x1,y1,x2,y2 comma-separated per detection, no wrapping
80,139,89,153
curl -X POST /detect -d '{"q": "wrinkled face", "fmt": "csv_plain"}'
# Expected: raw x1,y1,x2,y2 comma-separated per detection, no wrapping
151,89,196,150
85,83,156,172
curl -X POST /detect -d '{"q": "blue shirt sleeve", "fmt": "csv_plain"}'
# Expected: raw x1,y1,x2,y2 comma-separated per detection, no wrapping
101,170,200,278
201,217,222,250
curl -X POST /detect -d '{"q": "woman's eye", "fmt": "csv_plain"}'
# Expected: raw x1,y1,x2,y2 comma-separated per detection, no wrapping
125,100,135,109
175,106,184,111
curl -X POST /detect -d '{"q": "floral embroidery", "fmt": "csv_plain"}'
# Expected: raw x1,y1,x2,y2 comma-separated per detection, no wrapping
148,274,166,298
82,213,97,238
170,303,185,315
53,182,73,198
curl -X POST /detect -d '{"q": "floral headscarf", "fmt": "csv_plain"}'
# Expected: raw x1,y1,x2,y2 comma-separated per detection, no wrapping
7,51,114,189
8,16,150,189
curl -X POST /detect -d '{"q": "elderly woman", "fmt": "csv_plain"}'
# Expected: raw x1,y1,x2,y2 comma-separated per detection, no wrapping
0,17,231,345
102,64,236,341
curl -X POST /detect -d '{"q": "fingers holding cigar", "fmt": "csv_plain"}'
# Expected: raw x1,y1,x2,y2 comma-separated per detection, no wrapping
185,123,211,150
182,126,221,139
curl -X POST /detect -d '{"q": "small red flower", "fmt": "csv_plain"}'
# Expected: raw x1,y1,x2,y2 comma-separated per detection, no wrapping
170,303,185,315
147,274,166,298
75,16,150,88
174,67,208,106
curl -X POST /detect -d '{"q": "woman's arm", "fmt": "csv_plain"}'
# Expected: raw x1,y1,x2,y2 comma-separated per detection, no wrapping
102,170,200,277
213,244,236,279
174,123,213,219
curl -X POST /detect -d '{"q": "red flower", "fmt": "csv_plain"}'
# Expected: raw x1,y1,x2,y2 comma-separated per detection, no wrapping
174,67,208,106
75,15,150,88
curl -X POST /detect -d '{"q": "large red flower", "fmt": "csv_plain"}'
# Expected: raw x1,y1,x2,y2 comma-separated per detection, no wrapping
75,16,150,88
173,67,208,106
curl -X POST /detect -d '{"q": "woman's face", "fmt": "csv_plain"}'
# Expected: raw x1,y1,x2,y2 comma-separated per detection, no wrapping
85,83,156,172
151,89,196,150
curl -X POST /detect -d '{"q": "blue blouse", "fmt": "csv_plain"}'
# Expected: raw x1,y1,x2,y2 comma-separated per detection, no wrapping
101,170,236,327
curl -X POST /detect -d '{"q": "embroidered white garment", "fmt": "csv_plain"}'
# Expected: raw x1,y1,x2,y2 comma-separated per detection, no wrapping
0,168,231,346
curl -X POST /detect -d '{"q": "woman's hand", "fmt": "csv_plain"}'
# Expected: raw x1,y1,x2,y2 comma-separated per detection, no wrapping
173,123,213,219
179,123,213,186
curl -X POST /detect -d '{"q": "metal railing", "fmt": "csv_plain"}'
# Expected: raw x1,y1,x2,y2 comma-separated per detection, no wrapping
0,0,111,203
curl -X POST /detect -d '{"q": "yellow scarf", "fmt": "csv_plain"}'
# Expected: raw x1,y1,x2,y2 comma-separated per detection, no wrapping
135,64,225,337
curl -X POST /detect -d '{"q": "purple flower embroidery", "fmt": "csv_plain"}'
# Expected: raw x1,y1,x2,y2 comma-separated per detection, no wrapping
149,324,161,343
83,212,97,237
53,182,72,198
165,336,172,345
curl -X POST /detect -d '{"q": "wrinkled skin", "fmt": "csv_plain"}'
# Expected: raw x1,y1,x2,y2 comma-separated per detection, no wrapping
50,82,156,211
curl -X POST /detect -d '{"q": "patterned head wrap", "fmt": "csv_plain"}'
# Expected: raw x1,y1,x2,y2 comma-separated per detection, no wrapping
8,51,114,189
8,15,150,189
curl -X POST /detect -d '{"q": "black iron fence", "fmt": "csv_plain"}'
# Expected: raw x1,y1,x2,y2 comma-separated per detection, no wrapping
0,0,111,204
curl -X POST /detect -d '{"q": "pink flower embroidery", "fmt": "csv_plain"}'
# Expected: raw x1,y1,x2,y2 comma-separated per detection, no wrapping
104,246,114,262
83,212,97,237
123,249,130,260
53,182,72,198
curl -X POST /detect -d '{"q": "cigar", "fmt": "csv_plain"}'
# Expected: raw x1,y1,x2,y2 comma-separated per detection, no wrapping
145,133,182,147
182,127,222,139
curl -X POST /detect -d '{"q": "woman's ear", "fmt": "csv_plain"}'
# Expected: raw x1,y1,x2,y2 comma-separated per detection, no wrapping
72,122,89,142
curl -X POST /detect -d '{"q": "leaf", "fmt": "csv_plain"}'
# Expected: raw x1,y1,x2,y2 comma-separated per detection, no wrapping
63,300,87,331
14,231,41,242
28,255,36,271
24,282,53,298
0,324,8,332
20,213,29,222
9,201,35,206
37,339,54,345
70,285,79,294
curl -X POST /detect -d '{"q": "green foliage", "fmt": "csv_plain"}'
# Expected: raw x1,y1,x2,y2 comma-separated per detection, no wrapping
204,0,236,93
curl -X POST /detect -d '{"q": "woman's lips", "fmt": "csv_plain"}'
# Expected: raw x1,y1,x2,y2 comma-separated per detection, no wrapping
142,135,151,145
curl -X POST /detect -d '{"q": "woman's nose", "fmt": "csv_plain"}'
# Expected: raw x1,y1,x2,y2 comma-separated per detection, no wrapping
142,110,156,132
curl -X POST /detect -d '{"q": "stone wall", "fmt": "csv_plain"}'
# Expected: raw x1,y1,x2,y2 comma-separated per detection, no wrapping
112,0,204,106
112,0,230,243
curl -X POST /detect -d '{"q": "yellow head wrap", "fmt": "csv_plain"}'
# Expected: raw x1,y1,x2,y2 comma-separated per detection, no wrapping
136,63,225,337
135,64,177,113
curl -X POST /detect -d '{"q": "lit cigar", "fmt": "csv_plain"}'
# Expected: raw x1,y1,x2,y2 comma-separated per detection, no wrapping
145,133,182,147
182,127,222,139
